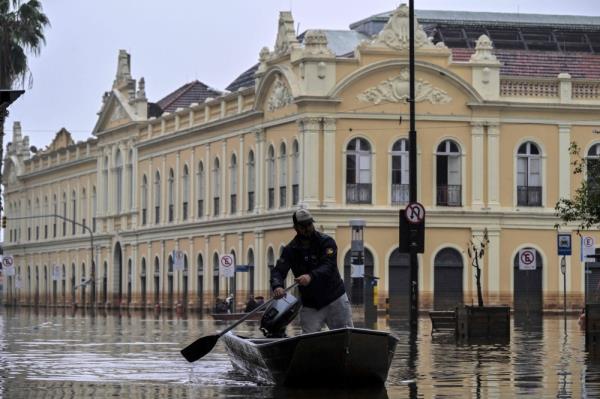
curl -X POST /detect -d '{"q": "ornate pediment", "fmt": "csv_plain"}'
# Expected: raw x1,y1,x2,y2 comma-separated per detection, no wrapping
357,69,452,105
370,4,440,51
266,76,293,111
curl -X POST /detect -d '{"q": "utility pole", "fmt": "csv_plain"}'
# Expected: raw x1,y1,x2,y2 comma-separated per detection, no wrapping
408,0,419,331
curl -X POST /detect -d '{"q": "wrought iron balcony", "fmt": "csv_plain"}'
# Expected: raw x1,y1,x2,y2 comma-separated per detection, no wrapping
391,184,409,205
346,183,372,204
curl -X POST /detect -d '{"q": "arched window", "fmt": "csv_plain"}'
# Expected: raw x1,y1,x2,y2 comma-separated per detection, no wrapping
71,190,76,235
62,193,67,236
153,257,160,305
230,154,238,214
92,187,97,232
43,196,48,239
587,143,600,198
436,140,461,206
141,175,148,225
128,149,134,210
53,194,57,237
182,165,189,220
517,142,542,207
279,143,287,208
80,188,87,234
154,171,161,224
197,161,205,218
197,253,204,310
34,198,39,240
115,150,123,213
346,138,372,204
247,151,255,211
267,145,275,209
267,247,275,270
213,158,221,216
168,168,175,222
140,257,147,305
292,140,300,205
103,156,109,212
391,138,409,205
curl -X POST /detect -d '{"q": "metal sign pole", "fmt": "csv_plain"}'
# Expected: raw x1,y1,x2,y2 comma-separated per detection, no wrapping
561,256,567,332
408,0,419,332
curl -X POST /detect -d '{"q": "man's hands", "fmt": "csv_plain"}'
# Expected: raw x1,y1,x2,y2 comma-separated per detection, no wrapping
273,274,312,299
294,274,312,286
273,287,286,299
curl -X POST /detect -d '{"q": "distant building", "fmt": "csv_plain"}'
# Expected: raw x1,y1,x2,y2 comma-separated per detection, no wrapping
3,5,600,312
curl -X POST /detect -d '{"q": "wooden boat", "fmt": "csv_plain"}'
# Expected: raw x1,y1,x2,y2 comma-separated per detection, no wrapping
211,311,264,321
222,327,399,387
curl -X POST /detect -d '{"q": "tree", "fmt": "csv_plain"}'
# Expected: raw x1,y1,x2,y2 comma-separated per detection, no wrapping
467,228,489,307
0,0,50,210
555,142,600,230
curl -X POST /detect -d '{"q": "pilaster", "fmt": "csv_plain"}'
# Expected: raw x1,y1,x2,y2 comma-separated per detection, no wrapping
323,118,336,206
471,122,484,208
298,118,321,207
255,130,266,213
487,123,500,209
558,124,572,200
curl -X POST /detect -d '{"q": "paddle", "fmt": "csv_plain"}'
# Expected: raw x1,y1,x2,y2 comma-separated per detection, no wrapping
180,282,299,362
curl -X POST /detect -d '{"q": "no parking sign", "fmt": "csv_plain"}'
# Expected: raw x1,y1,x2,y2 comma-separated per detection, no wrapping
518,249,536,271
219,254,235,278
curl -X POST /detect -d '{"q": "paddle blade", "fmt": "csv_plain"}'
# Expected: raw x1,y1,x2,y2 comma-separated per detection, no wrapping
180,334,220,362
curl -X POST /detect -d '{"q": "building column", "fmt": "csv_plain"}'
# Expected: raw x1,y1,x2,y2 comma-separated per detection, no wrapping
254,230,265,294
486,228,501,304
161,155,167,224
238,232,244,296
471,122,484,208
205,145,212,218
221,140,227,216
204,235,210,297
487,123,500,209
299,118,321,207
323,118,336,206
255,129,266,214
559,124,572,200
175,151,180,222
190,148,196,219
132,243,138,304
239,135,245,214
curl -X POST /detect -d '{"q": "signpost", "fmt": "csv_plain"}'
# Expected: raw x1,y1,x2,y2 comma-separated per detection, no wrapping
173,250,185,271
219,254,235,278
557,233,572,331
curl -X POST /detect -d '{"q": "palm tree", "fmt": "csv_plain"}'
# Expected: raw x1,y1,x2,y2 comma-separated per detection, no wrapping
0,0,49,212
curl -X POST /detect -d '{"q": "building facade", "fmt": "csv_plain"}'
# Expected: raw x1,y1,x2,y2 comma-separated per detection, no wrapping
3,5,600,312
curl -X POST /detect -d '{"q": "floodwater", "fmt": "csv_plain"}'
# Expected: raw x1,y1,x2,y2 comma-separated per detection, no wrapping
0,307,598,398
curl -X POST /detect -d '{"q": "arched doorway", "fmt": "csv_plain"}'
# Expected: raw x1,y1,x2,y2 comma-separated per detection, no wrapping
52,265,58,305
140,258,147,307
182,255,189,309
197,254,204,312
213,253,220,301
113,243,123,306
44,265,49,304
61,265,66,305
70,263,76,305
247,249,255,296
81,263,86,306
127,259,132,305
167,255,174,308
586,248,600,305
102,262,108,304
388,248,410,317
343,248,374,305
35,266,39,305
154,257,160,305
229,250,237,312
434,248,464,310
513,248,543,314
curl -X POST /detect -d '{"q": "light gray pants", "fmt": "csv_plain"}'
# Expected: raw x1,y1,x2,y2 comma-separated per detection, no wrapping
300,293,354,334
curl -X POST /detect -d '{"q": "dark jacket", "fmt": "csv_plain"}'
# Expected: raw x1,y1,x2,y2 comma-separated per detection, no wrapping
270,231,345,310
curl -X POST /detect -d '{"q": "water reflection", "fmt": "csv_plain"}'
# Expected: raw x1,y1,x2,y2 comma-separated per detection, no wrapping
0,307,597,398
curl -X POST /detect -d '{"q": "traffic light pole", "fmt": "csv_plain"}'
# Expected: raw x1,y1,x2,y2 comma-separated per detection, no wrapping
408,0,419,332
4,214,96,305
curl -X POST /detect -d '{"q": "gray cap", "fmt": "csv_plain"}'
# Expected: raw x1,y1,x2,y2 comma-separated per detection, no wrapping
293,208,314,225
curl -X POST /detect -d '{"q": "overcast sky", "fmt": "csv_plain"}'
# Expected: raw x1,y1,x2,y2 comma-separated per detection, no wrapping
5,0,599,150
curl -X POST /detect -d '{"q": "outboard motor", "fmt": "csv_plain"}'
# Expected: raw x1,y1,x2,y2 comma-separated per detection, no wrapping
260,293,302,338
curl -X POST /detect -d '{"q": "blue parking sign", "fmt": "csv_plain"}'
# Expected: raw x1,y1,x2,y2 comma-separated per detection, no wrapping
557,233,572,256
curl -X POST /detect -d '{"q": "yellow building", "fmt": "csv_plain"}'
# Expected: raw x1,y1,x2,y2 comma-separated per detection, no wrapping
3,5,600,312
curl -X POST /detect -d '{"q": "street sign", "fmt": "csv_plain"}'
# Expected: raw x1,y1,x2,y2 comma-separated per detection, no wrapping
235,265,250,272
399,210,424,253
219,254,235,278
581,236,596,262
557,233,572,256
351,264,365,278
519,248,537,270
405,202,425,224
3,256,14,276
172,250,185,271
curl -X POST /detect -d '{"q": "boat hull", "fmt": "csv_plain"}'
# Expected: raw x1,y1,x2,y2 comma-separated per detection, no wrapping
222,327,398,387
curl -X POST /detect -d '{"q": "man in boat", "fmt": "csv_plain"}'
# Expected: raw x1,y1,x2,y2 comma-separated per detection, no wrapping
271,209,353,333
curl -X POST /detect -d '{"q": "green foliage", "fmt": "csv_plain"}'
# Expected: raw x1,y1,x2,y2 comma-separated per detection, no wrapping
0,0,50,89
555,142,600,231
